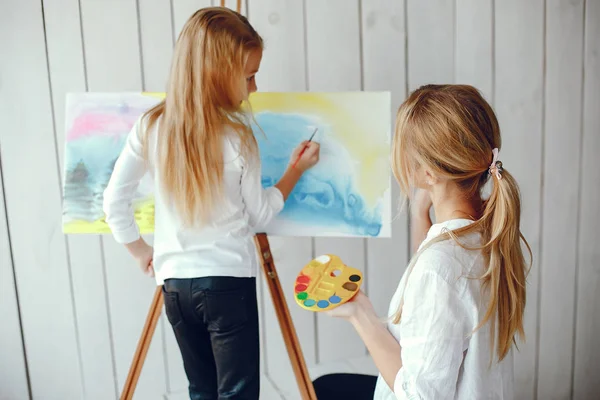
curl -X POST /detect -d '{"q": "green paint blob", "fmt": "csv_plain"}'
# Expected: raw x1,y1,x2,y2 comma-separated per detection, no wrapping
297,292,308,300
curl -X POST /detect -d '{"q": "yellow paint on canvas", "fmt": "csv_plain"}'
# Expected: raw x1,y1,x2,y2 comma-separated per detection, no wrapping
142,92,166,99
249,92,390,207
62,198,155,234
136,91,390,207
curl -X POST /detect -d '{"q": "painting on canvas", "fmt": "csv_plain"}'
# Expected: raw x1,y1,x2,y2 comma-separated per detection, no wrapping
249,92,391,237
62,93,159,235
62,92,391,238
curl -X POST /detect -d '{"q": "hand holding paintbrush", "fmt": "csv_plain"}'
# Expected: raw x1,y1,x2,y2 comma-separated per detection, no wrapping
273,128,321,202
291,127,320,171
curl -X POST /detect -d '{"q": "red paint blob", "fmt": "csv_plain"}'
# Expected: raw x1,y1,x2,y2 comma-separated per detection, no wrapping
297,276,310,284
295,284,308,292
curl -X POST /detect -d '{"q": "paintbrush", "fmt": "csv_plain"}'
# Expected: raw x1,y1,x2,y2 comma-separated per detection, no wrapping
292,127,318,169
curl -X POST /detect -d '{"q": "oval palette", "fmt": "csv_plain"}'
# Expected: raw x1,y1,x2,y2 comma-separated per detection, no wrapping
294,254,363,312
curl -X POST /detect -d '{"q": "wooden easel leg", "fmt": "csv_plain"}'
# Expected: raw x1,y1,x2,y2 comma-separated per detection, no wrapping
254,233,317,400
120,234,317,400
120,285,164,400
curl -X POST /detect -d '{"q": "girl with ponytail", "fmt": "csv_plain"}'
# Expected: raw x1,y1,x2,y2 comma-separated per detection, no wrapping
320,84,531,400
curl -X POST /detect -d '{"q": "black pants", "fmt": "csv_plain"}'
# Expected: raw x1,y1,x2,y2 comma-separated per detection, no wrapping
162,277,260,400
312,373,378,400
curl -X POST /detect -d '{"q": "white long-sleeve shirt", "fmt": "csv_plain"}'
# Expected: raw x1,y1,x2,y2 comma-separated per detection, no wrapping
374,219,515,400
103,116,284,285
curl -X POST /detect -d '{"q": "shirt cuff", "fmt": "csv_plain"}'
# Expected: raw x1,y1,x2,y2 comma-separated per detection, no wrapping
393,368,417,400
266,186,285,214
110,223,141,244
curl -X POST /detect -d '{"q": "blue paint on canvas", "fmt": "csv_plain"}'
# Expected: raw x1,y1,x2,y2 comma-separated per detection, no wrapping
253,112,383,237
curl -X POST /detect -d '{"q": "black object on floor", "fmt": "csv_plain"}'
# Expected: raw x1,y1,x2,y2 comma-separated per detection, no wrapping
312,373,378,399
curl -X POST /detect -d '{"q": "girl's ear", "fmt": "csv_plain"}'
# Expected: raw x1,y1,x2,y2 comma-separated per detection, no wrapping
424,169,438,186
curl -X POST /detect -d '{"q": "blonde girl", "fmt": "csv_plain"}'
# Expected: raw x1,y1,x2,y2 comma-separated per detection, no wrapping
321,84,530,400
103,7,319,399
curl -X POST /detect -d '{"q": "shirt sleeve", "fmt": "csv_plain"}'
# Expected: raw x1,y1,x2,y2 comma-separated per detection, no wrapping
103,117,148,244
393,250,469,400
240,154,285,231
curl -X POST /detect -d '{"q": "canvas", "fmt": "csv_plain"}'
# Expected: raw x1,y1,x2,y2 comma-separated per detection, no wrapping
62,92,391,238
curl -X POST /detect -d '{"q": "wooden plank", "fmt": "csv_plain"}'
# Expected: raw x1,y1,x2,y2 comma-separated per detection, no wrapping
136,1,187,395
42,1,118,398
0,0,84,398
242,0,266,385
78,1,168,398
261,375,285,400
138,0,173,92
247,0,308,99
455,0,493,100
171,0,212,40
494,1,544,398
246,1,316,397
406,0,454,91
304,0,366,364
80,0,143,91
220,0,247,14
261,235,315,398
240,0,269,387
361,0,409,318
406,0,454,253
573,1,600,399
345,355,379,377
0,158,30,400
538,1,585,398
256,268,267,378
43,0,88,167
254,234,317,400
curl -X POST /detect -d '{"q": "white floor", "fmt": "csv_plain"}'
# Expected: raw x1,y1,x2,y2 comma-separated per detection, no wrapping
167,376,283,400
166,355,377,400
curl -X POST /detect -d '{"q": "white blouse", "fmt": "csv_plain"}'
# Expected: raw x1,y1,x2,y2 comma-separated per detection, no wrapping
103,116,284,285
373,219,515,400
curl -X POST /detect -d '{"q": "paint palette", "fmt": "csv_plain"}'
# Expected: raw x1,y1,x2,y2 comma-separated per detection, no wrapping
294,254,363,312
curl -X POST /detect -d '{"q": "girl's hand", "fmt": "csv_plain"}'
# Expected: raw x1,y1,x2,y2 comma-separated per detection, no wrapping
325,290,374,321
137,248,154,277
125,238,155,277
291,141,320,172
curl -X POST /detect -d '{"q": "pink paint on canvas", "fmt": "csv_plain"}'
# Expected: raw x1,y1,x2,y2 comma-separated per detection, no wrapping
66,112,140,141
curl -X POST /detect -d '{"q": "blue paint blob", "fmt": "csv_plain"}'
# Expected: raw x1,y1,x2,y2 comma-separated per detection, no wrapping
329,295,341,304
303,299,316,307
252,112,384,237
317,300,330,309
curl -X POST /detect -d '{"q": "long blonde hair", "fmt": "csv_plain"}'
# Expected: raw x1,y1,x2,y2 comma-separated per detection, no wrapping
142,7,262,225
391,84,532,362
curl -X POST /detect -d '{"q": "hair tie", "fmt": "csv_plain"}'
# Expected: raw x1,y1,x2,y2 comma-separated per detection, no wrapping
489,148,503,180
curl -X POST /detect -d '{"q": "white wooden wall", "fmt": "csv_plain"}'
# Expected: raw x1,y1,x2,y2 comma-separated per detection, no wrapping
0,0,598,399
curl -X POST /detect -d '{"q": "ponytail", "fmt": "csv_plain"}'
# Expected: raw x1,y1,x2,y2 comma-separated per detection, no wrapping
477,168,532,361
391,169,531,361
